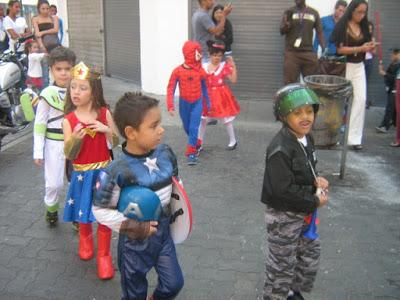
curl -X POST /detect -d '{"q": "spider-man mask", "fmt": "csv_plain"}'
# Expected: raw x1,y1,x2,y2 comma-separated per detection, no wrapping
182,41,202,71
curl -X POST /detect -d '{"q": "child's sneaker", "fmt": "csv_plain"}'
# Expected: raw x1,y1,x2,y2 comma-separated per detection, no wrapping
287,291,305,300
45,211,58,227
187,154,198,166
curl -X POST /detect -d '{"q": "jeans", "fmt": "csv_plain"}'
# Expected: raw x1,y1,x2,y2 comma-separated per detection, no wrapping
41,57,50,89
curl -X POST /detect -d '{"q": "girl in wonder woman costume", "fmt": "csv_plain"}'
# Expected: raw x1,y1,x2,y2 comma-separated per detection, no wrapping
62,62,119,280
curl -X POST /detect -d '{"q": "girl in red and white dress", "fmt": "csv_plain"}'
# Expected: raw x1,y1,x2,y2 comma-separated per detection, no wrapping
197,40,240,151
62,62,119,280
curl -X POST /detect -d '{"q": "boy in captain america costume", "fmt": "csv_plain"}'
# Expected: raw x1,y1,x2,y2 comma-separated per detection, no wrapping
33,46,76,226
93,92,184,300
166,40,210,165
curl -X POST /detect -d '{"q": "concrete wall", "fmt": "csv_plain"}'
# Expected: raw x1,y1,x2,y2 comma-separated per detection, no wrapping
139,0,188,95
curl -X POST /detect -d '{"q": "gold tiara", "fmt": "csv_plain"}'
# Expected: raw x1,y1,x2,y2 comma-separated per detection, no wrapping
71,61,101,80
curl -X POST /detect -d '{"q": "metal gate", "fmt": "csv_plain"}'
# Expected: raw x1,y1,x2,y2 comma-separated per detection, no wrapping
103,0,141,84
67,0,103,67
368,0,400,106
190,0,292,101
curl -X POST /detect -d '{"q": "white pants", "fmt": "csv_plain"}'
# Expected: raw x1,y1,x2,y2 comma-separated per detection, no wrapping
346,62,366,145
44,139,65,209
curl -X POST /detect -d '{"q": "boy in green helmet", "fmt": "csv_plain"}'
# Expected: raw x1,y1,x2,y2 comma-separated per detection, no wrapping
261,83,329,300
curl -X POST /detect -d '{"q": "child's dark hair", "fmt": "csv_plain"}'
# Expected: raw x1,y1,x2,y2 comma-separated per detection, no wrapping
48,46,76,67
207,40,225,55
24,39,37,55
64,64,107,115
113,92,159,139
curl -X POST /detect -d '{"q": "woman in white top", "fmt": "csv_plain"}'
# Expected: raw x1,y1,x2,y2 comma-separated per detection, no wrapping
0,6,9,52
3,0,31,52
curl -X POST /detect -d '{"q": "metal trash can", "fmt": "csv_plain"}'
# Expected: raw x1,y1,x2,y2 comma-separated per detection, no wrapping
304,75,353,148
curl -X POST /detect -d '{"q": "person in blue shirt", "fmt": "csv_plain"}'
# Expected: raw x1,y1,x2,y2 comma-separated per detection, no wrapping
313,0,347,55
50,4,63,45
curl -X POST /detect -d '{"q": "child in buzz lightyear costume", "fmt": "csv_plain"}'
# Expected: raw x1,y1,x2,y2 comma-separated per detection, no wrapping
33,46,76,226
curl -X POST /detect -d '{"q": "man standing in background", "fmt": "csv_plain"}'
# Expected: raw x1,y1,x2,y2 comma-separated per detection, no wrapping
280,0,325,84
313,0,347,55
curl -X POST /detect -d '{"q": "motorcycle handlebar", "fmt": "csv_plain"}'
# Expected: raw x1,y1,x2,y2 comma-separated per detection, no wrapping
17,34,35,44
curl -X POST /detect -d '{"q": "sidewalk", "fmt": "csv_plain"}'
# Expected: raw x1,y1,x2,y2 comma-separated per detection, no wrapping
0,77,399,299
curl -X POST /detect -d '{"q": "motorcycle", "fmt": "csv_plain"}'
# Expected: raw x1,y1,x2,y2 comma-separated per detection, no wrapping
0,35,37,151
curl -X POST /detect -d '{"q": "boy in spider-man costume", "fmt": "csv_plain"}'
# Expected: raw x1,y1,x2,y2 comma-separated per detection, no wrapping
167,40,210,166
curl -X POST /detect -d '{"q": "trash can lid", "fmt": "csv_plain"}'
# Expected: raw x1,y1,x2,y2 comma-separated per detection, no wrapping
304,75,351,91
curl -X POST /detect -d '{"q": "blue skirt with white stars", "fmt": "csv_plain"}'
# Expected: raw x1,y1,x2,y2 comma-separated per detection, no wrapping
63,169,102,224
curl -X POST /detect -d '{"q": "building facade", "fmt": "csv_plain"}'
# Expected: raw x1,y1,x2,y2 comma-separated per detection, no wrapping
64,0,400,105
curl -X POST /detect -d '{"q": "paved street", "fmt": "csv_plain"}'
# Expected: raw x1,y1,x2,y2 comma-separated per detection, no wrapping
0,77,399,300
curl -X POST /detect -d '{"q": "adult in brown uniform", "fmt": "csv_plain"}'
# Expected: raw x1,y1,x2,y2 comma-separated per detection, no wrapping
280,0,325,84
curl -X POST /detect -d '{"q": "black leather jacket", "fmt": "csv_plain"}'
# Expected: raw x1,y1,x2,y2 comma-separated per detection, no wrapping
261,126,319,214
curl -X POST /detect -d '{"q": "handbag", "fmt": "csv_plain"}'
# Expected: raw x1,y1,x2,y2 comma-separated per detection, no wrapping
317,54,346,77
42,33,59,52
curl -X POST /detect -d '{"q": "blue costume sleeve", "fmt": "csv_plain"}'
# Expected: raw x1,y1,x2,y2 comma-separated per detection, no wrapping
93,160,137,208
201,79,210,110
93,170,119,208
59,19,64,44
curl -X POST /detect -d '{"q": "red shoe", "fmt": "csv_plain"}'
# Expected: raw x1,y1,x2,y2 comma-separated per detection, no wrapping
97,224,114,280
79,223,94,260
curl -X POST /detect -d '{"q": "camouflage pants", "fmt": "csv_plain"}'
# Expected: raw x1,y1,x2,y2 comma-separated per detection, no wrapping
263,206,321,300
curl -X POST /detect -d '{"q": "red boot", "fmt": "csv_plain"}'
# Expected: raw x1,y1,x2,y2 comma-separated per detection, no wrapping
97,224,114,280
79,223,94,260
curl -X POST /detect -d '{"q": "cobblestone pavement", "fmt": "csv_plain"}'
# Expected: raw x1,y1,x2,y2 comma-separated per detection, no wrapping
0,77,399,300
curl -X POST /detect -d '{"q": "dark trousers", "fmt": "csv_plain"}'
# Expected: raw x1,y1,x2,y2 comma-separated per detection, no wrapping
118,216,184,300
379,92,397,129
284,51,318,84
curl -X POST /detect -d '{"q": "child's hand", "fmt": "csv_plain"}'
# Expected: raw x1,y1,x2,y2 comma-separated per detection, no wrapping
34,159,43,167
317,192,328,207
120,219,158,241
148,221,158,237
314,176,329,191
87,120,110,134
168,110,176,117
71,123,86,139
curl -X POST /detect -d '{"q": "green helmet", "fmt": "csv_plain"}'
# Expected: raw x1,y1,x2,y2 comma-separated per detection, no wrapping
274,83,320,120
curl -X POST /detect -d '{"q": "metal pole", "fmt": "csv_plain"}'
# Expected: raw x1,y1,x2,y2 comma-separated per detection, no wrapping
339,87,353,179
